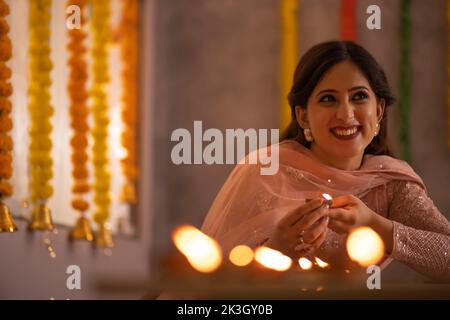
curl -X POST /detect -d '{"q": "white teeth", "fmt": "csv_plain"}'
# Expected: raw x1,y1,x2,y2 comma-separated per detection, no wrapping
333,127,358,136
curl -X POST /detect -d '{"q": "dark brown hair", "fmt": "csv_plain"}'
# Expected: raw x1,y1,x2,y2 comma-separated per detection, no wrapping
282,40,395,155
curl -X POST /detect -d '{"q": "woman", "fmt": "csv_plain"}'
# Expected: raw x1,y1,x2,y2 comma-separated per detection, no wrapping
201,41,450,281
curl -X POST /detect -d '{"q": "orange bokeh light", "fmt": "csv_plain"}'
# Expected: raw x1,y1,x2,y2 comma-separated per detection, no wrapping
346,227,385,267
229,245,254,267
298,257,313,270
172,225,222,273
254,246,292,271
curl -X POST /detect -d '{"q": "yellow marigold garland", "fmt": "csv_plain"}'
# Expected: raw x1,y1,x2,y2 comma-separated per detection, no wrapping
118,0,139,204
280,0,298,130
91,0,111,228
0,0,12,200
28,0,54,203
67,0,90,213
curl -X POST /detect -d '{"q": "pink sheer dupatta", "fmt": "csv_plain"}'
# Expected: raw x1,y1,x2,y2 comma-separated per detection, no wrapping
201,140,425,268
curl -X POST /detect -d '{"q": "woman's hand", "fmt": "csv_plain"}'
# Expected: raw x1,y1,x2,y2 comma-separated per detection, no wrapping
265,199,329,258
327,195,375,234
328,194,394,253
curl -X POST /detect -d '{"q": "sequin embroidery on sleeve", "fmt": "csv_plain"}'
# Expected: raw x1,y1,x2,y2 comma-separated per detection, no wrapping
388,181,450,281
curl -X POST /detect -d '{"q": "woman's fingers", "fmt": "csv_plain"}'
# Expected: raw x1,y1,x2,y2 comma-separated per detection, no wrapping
294,205,329,232
309,225,328,250
328,208,355,224
330,194,356,208
279,199,323,228
328,207,355,233
302,216,329,244
327,219,351,234
294,243,313,253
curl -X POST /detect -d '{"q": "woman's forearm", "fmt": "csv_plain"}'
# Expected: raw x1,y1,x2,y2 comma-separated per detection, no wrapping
368,212,394,254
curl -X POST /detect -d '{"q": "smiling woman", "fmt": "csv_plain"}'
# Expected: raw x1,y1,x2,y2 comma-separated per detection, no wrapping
201,41,450,282
284,41,395,168
296,61,382,171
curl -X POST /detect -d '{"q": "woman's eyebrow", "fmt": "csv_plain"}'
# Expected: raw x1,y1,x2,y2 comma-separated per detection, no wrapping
316,89,337,97
348,86,369,92
316,86,369,97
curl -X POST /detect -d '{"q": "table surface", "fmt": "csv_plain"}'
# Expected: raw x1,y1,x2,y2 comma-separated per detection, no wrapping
97,274,450,300
147,282,450,300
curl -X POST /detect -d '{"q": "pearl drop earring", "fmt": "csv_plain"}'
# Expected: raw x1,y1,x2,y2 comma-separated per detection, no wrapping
304,128,314,142
374,123,380,136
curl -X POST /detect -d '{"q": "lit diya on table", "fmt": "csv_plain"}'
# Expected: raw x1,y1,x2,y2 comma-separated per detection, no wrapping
157,193,386,299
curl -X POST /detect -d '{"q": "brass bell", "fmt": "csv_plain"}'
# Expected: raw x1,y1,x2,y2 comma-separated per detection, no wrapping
69,215,94,241
0,201,18,233
28,203,55,231
95,222,114,248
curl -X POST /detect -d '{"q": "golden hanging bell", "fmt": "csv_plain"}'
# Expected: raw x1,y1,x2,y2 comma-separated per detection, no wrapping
28,203,55,231
120,182,136,204
0,201,18,233
69,215,94,241
95,223,114,248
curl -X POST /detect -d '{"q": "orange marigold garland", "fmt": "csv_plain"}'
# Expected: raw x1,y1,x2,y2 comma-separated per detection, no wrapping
67,0,93,241
340,0,357,41
0,0,17,233
91,0,113,247
27,0,55,231
280,0,298,130
118,0,139,204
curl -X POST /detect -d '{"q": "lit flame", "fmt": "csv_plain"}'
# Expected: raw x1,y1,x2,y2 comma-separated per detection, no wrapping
298,257,313,270
322,193,332,201
254,247,292,271
322,193,333,207
229,245,254,267
314,257,329,268
172,225,222,273
346,227,384,267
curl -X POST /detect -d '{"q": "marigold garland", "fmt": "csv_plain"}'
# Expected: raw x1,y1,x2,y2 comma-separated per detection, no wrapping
0,0,14,199
91,0,112,227
280,0,298,131
118,0,139,204
340,0,357,41
28,0,54,202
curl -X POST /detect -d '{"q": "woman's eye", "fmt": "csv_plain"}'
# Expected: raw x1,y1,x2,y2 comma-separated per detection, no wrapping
352,91,369,101
319,95,336,103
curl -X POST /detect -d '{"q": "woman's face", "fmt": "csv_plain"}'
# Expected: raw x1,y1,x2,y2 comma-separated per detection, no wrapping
296,60,385,161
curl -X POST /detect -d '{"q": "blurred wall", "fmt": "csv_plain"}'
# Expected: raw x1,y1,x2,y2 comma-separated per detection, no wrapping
152,0,281,259
151,0,450,281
